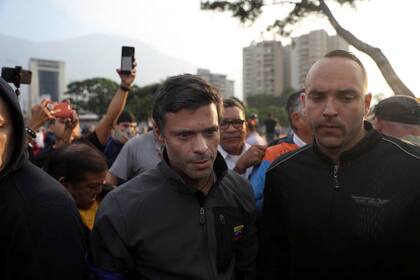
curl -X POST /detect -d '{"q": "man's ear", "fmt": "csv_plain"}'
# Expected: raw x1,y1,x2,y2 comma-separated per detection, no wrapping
301,92,307,116
153,124,165,144
364,93,372,115
291,112,301,128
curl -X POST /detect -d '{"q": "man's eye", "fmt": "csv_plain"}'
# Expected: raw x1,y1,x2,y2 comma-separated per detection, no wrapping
178,133,190,139
310,93,323,101
343,95,355,102
204,129,217,137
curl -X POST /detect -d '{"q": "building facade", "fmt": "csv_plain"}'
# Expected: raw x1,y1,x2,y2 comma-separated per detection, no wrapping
243,41,284,100
242,30,349,98
196,68,234,98
289,30,349,89
29,58,66,112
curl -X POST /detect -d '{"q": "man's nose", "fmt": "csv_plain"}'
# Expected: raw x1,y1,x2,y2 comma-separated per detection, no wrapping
193,134,209,153
322,98,339,118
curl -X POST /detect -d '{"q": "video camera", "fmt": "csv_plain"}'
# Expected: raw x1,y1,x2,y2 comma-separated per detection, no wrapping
1,66,32,96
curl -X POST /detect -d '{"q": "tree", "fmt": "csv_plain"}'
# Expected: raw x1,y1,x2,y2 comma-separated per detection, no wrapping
66,78,161,121
246,93,289,126
201,0,414,97
66,78,118,117
126,83,162,121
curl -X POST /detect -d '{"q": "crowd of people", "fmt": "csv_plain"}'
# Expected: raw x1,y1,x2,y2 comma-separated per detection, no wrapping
1,49,420,279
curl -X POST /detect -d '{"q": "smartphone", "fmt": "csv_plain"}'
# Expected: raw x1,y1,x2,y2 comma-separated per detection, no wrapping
121,46,135,74
53,102,73,119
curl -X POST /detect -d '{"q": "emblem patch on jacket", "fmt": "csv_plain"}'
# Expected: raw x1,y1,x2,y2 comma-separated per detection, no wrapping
233,225,244,241
352,195,390,207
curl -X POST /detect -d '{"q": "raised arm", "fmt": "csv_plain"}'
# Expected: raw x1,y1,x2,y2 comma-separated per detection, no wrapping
94,60,137,146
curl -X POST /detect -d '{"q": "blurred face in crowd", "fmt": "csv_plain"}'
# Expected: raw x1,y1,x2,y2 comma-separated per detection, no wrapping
372,118,420,138
156,103,219,188
220,106,247,155
292,109,313,144
113,121,137,144
0,97,12,170
63,170,106,209
303,56,371,160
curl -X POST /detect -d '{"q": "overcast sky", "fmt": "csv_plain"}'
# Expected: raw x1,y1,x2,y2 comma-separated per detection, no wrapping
0,0,419,99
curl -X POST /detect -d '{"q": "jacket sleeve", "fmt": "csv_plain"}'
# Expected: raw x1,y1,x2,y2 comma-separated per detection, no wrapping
235,180,259,280
90,192,133,279
249,160,271,216
257,168,289,279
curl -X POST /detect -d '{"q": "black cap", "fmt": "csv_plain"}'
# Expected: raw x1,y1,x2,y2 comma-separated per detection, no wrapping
373,96,420,125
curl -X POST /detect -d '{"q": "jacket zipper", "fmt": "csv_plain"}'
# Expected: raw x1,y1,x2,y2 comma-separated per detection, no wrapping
199,207,206,225
333,164,340,189
197,192,216,280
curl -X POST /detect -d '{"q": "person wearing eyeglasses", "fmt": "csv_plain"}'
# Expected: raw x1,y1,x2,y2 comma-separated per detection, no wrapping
218,97,266,179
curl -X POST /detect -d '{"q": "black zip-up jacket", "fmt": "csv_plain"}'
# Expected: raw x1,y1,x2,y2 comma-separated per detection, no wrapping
259,123,420,279
0,78,91,279
91,152,258,279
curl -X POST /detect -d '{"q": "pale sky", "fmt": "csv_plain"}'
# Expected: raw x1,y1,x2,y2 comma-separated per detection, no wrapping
0,0,419,100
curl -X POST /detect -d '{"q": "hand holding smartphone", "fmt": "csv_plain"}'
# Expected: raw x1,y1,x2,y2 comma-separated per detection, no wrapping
52,102,73,119
121,46,135,74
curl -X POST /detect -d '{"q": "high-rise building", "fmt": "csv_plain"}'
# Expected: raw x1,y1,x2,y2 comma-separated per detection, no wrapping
29,58,66,112
289,30,349,89
243,41,284,100
196,68,234,98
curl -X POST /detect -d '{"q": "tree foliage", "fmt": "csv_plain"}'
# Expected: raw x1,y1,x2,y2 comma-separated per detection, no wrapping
66,78,118,117
201,0,414,97
66,78,160,120
245,87,296,127
126,83,161,121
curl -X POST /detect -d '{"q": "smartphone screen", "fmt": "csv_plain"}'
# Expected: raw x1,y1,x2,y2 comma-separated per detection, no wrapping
121,46,135,74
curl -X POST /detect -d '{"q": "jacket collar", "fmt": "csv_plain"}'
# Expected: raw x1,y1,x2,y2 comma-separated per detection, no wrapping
313,121,382,165
157,149,228,194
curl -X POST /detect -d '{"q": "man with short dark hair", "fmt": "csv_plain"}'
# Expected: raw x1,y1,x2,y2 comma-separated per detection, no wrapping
259,50,420,279
372,95,420,145
91,74,257,279
219,97,266,178
0,77,91,279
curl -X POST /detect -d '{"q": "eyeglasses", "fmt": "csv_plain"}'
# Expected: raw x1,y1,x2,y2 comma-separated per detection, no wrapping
220,119,245,129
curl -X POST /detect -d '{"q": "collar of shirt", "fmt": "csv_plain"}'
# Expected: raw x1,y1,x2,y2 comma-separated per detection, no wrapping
218,143,252,178
218,143,250,162
293,133,307,148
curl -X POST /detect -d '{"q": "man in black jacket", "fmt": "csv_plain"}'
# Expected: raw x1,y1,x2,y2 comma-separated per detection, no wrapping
259,50,420,279
0,77,91,279
91,74,257,279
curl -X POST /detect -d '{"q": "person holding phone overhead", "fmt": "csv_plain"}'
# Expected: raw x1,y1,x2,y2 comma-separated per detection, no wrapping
30,46,138,168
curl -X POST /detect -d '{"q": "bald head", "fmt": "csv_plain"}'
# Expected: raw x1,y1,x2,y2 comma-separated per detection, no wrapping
305,51,368,94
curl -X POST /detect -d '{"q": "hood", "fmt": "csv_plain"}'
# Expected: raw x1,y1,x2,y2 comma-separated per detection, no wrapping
0,77,26,181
